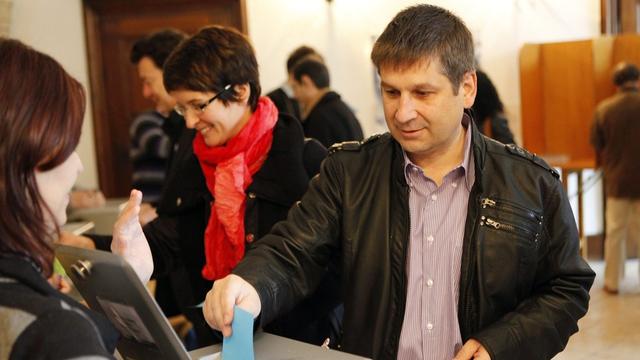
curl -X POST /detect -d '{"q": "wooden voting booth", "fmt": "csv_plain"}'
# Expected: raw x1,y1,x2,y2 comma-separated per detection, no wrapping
519,34,640,257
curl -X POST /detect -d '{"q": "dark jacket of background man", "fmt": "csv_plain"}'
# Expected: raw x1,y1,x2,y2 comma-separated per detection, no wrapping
591,80,640,198
292,59,363,147
304,91,364,148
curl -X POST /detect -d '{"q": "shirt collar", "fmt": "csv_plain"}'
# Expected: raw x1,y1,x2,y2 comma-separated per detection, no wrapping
403,113,475,190
281,82,294,97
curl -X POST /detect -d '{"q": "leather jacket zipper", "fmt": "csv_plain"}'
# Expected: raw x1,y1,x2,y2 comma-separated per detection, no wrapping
480,216,540,243
480,197,542,223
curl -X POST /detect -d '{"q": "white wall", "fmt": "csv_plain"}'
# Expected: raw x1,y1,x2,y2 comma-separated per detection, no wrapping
9,0,99,189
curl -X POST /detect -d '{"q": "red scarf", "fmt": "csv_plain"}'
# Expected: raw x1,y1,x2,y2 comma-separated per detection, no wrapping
194,97,278,281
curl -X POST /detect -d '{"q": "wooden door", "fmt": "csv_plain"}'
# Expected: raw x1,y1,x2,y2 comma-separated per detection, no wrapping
84,0,247,197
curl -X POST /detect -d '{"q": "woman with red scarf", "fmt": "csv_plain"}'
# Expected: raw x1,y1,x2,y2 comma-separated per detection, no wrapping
109,26,340,346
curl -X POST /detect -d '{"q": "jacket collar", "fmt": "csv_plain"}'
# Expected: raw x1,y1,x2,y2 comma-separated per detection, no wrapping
468,110,487,193
0,253,54,296
400,114,475,191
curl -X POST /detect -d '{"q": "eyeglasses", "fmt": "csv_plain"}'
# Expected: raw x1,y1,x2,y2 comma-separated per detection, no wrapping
174,84,232,116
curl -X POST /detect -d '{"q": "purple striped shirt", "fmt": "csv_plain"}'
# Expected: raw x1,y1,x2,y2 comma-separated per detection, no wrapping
397,115,475,360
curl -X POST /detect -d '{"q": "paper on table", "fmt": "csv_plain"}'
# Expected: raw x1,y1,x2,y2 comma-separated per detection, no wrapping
221,306,255,360
198,352,221,360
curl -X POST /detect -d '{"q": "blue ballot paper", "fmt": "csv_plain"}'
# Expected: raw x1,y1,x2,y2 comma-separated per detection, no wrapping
222,306,255,360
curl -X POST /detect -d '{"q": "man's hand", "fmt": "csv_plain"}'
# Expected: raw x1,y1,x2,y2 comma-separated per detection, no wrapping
112,190,153,283
139,203,158,226
69,189,106,209
453,339,491,360
56,231,96,249
48,274,72,293
203,274,261,337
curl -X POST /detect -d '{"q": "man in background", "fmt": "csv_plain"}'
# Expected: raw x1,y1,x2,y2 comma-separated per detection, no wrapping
591,62,640,295
267,45,322,120
128,28,200,348
129,29,186,222
471,69,515,144
291,58,363,147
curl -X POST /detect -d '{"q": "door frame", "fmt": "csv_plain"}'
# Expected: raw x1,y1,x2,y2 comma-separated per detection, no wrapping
83,0,247,196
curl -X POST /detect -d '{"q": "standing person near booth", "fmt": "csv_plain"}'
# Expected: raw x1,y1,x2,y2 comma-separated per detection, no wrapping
201,5,594,360
0,38,118,358
591,61,640,295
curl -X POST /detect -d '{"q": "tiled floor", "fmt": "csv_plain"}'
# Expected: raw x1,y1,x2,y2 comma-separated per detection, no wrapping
553,260,640,359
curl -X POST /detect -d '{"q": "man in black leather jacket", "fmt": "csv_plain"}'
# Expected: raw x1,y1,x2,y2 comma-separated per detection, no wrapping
202,5,594,360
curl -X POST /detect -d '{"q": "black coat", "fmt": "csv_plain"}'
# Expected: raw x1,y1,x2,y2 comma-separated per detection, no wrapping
233,120,594,359
266,87,302,121
135,111,333,345
143,112,324,302
303,91,364,148
478,113,515,145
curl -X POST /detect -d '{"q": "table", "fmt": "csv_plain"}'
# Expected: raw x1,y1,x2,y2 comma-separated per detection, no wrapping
189,332,369,360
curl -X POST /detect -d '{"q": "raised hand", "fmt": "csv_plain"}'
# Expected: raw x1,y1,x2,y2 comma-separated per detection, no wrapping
56,231,96,249
112,190,153,283
203,274,261,337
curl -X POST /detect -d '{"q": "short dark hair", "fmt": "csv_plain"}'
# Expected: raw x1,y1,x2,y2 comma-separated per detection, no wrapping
613,62,640,87
163,26,261,111
286,46,322,72
292,59,330,89
472,70,504,122
130,28,187,68
0,38,85,276
371,4,475,93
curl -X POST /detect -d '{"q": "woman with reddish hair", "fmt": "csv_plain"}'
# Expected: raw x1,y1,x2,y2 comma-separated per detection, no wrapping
0,38,118,358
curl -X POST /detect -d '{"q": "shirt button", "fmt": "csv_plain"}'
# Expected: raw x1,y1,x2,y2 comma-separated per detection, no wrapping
246,233,255,242
452,182,458,188
248,192,256,199
431,194,437,201
426,323,434,331
176,197,182,206
427,235,434,244
426,278,434,287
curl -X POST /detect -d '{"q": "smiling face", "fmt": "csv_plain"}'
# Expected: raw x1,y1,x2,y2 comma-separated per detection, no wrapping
380,57,476,167
137,56,176,116
35,152,83,228
170,84,252,147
